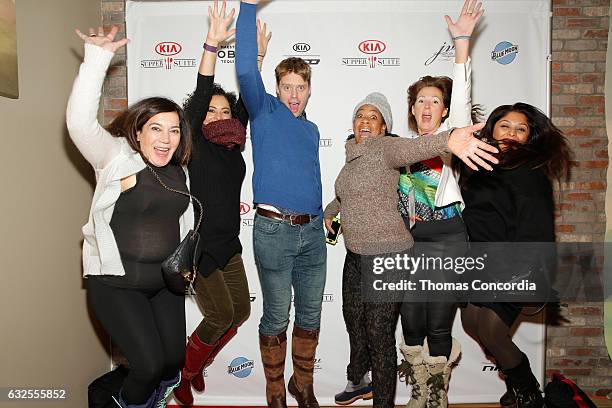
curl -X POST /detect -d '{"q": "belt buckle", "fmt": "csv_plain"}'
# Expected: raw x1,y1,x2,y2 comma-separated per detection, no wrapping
289,214,299,226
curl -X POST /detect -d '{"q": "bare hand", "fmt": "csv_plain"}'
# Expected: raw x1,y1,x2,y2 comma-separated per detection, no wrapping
324,218,335,234
444,0,484,38
257,19,272,58
75,26,129,53
448,122,498,171
206,0,236,45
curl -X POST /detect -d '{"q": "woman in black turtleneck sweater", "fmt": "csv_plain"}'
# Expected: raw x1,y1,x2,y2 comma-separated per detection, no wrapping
456,103,572,408
173,1,271,405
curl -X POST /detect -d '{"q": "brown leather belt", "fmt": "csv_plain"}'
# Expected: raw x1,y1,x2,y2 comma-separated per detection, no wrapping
256,207,313,226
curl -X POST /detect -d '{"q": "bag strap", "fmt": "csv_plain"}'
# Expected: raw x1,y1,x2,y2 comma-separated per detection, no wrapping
146,164,203,231
560,377,590,408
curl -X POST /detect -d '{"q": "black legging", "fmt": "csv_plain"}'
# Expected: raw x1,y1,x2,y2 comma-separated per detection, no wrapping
400,216,467,358
460,303,522,370
400,301,456,358
87,278,186,404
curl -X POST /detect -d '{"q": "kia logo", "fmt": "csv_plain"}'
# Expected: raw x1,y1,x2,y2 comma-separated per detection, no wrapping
358,40,386,55
155,42,182,56
240,202,251,216
293,42,311,53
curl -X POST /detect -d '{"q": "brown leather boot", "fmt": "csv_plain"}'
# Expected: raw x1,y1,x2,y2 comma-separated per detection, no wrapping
287,326,320,408
260,331,288,408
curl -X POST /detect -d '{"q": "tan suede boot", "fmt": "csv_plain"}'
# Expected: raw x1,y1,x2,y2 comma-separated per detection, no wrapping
287,326,320,408
260,332,288,408
425,338,461,408
398,341,429,408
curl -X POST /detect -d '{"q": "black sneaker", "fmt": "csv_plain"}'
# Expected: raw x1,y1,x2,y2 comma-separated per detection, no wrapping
334,384,373,406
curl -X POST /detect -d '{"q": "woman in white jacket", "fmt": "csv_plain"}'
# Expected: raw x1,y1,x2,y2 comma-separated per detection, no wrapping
67,26,194,408
397,1,483,407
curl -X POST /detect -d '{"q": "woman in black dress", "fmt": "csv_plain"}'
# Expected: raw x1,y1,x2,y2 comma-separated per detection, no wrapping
68,27,194,408
173,1,271,405
457,103,572,408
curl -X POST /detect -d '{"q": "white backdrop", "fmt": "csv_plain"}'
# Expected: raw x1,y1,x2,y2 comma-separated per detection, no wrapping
126,1,551,405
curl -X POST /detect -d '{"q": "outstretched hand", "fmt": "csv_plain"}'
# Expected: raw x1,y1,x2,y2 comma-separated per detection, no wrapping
257,19,272,58
444,0,484,38
206,0,236,45
75,26,129,53
448,122,498,171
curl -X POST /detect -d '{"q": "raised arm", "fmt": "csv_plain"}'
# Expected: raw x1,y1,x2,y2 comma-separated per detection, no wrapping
236,0,267,120
66,26,129,170
256,18,272,71
385,122,498,171
234,18,272,126
199,0,235,76
444,0,483,128
186,0,236,135
445,0,483,64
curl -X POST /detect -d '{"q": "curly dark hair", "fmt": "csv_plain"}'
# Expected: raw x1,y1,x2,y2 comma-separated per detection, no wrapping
182,82,240,120
454,102,574,185
407,75,484,133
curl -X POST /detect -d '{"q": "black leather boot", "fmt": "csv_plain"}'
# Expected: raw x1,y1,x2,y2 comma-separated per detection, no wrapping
501,353,543,408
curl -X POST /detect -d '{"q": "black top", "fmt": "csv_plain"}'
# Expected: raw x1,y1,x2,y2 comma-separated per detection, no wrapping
462,165,555,242
102,164,189,289
186,74,248,277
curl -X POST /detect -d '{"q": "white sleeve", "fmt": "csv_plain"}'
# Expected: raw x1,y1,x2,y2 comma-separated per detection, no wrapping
66,43,122,170
446,56,472,129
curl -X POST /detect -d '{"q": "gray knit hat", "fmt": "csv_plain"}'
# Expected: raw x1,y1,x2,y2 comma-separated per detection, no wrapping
352,92,393,133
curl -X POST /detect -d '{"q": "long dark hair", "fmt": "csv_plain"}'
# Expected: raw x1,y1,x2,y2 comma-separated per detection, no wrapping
454,102,573,186
106,97,191,165
407,75,484,133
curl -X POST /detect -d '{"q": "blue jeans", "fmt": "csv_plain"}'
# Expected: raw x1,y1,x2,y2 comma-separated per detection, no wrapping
253,213,327,336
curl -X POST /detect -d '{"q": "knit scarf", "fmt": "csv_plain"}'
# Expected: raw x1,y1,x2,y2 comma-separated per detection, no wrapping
202,118,246,149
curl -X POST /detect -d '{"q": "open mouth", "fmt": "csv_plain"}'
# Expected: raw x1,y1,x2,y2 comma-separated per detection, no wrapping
153,146,171,159
357,127,372,138
288,102,300,113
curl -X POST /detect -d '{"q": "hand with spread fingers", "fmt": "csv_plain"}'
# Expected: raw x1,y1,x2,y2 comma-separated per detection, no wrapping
256,19,272,59
75,25,129,53
448,122,499,171
444,0,484,39
206,0,236,46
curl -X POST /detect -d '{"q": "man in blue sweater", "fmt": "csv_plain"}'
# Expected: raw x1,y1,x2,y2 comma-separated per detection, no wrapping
236,1,325,408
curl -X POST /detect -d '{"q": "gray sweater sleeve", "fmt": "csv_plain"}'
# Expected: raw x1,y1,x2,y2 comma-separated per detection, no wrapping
383,131,450,169
323,197,341,219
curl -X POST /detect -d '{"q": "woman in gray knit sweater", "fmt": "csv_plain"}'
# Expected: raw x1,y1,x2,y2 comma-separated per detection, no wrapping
323,92,496,408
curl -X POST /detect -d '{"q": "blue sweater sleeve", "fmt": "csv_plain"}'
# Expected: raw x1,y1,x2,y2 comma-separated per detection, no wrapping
236,2,266,121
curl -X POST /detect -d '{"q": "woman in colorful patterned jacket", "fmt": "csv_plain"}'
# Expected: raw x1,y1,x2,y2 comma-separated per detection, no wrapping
398,1,484,407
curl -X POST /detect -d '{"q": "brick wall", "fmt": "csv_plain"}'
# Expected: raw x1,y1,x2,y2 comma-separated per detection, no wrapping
550,0,611,397
101,0,612,397
101,0,127,125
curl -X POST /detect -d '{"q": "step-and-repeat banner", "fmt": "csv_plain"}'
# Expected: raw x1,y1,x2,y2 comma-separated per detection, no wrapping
125,1,551,405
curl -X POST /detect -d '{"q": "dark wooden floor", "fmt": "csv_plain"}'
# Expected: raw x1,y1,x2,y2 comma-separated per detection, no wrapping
170,398,612,408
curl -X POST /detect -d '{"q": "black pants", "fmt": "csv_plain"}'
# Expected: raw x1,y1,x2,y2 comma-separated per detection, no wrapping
343,250,399,408
400,217,467,358
87,278,186,405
